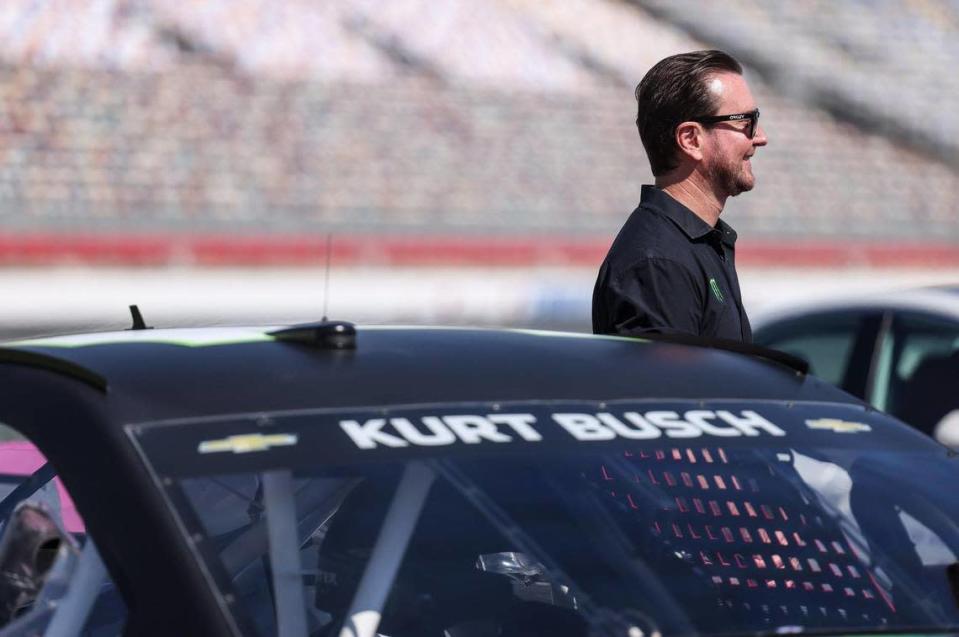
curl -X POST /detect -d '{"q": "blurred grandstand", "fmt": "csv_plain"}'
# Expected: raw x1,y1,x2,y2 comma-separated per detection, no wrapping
0,0,957,333
2,0,957,249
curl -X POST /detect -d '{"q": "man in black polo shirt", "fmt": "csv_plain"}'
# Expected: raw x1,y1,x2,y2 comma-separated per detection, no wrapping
592,50,767,343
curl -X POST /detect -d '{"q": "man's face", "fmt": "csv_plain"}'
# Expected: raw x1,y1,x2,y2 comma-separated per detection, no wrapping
701,72,768,198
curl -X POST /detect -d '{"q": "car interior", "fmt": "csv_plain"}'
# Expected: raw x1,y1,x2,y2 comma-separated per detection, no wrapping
893,350,959,436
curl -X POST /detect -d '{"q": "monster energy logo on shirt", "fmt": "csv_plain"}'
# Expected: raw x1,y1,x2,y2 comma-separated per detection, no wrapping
709,278,725,303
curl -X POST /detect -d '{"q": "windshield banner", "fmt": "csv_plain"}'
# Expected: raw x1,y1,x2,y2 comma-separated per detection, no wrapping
128,400,928,479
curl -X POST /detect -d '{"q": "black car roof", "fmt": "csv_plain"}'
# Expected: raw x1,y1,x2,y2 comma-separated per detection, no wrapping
0,324,900,636
0,325,854,425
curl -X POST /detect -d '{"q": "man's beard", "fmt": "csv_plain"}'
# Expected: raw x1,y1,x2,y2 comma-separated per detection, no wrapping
706,153,754,198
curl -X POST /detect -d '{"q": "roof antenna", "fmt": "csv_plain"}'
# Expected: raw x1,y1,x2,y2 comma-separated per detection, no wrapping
128,304,152,330
321,232,332,323
267,233,356,349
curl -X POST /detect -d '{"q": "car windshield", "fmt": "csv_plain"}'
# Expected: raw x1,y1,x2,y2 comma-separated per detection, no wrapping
132,401,959,637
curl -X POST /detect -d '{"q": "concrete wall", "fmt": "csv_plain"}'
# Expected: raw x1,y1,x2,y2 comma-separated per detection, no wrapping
3,265,958,340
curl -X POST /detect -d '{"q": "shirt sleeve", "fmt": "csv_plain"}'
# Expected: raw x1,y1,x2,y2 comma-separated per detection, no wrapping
593,257,703,337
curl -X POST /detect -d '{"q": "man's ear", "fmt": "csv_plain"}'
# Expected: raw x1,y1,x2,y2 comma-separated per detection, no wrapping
674,121,705,162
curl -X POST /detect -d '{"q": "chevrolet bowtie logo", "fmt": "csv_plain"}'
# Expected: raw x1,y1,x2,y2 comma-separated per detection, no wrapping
198,433,299,454
805,418,871,434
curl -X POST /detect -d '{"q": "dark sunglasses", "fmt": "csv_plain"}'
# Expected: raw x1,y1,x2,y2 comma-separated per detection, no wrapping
692,108,760,139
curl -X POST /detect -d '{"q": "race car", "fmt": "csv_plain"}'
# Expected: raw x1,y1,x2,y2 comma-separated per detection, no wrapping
752,284,959,445
0,319,958,637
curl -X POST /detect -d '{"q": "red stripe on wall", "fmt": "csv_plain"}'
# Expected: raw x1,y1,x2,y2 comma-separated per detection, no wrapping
0,234,955,268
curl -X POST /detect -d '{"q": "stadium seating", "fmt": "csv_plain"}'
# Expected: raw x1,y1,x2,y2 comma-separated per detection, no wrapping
0,0,955,244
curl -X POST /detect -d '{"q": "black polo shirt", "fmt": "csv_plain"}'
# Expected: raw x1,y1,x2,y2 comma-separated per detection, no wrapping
592,185,752,342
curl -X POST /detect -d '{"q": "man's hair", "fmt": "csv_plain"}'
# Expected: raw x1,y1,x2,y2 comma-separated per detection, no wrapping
635,50,743,176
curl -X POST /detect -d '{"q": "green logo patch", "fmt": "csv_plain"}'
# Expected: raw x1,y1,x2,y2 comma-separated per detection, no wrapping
709,278,725,303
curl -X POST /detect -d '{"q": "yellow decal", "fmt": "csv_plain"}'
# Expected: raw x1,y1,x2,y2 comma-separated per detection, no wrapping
198,433,298,454
805,418,871,434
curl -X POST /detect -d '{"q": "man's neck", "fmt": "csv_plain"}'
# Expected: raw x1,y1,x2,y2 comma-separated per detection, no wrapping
655,175,725,228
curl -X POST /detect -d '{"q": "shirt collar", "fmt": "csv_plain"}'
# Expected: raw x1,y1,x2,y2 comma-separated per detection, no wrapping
715,217,738,248
640,185,737,247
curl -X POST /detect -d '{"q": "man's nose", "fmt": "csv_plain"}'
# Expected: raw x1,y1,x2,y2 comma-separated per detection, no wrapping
753,124,768,146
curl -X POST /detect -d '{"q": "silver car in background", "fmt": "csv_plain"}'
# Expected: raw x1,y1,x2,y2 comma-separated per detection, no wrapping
752,285,959,446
